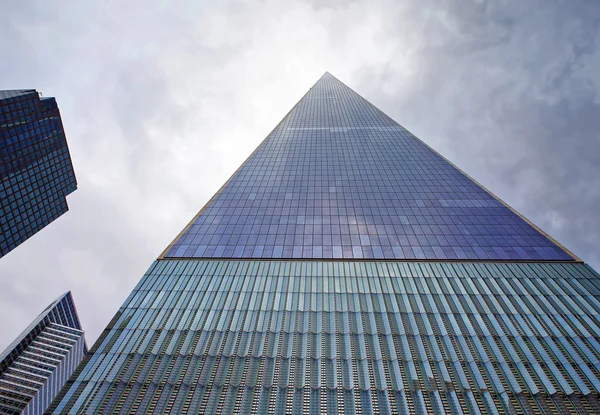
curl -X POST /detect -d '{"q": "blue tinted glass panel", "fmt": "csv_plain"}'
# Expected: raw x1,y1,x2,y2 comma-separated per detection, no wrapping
165,73,572,261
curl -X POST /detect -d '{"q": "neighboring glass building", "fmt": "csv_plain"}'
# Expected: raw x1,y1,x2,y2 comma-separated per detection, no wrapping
49,74,600,414
0,90,77,258
0,292,86,415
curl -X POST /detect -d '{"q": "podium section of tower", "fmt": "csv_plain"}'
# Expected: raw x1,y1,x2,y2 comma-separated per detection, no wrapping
49,260,600,414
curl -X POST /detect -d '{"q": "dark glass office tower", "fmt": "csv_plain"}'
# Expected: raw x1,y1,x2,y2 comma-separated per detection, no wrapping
49,74,600,414
0,90,77,258
0,292,86,415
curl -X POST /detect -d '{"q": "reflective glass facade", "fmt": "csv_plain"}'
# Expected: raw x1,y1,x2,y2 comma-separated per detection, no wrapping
0,292,86,415
0,89,77,258
49,73,600,414
165,73,572,262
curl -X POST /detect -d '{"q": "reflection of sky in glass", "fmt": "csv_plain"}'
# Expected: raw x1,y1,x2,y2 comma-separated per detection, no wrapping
165,73,573,261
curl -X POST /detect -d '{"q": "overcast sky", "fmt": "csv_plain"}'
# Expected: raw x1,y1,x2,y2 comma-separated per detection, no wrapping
1,0,599,348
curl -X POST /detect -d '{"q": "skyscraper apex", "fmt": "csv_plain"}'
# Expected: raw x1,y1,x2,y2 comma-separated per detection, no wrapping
50,73,600,414
163,72,573,262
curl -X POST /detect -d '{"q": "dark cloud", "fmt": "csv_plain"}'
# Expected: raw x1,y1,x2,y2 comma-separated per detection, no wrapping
0,0,598,348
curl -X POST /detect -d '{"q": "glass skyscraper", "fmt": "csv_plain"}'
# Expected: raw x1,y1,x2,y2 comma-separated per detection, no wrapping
0,292,86,415
0,90,77,258
49,73,600,414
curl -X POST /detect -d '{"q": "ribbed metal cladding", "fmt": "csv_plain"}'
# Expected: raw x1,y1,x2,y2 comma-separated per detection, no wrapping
0,324,85,415
0,292,86,415
49,260,600,414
